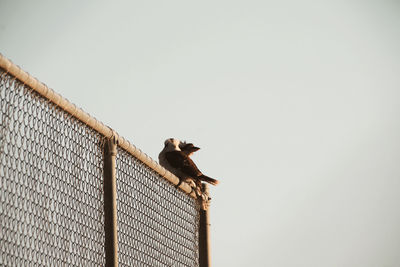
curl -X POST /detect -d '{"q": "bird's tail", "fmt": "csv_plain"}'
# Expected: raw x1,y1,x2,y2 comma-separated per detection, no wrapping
200,175,219,186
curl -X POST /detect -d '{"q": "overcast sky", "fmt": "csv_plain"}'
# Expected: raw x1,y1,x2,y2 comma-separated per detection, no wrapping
1,1,400,266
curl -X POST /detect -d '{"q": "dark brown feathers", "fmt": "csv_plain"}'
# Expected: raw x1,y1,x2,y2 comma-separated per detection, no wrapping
165,150,219,185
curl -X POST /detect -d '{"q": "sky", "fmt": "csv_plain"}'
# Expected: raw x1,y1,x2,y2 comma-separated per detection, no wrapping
1,1,400,266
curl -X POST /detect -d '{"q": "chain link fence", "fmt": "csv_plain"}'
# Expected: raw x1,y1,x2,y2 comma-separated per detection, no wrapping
0,66,201,266
116,148,200,266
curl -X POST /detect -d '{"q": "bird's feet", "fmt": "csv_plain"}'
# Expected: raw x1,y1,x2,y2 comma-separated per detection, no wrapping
183,178,197,188
183,178,203,197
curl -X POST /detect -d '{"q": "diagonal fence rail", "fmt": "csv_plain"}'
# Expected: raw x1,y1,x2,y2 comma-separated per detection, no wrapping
0,54,211,266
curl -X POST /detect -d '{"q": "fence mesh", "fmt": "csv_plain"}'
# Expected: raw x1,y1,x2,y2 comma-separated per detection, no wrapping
116,147,200,267
0,70,106,266
0,68,201,266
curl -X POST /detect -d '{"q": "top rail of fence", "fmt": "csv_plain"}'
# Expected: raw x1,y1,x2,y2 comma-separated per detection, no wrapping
0,53,197,198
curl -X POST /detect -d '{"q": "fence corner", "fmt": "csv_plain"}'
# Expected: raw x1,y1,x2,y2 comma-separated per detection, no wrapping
199,183,211,267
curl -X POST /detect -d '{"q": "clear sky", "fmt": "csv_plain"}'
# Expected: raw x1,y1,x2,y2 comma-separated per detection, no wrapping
1,1,400,266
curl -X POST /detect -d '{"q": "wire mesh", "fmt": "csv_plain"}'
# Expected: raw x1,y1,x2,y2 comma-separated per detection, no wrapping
0,70,105,266
0,67,202,266
116,147,200,267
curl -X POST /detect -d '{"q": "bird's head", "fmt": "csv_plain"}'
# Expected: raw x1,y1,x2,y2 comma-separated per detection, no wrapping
179,141,200,156
164,138,181,151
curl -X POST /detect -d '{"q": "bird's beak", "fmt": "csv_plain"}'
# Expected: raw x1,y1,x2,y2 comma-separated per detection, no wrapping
191,146,200,152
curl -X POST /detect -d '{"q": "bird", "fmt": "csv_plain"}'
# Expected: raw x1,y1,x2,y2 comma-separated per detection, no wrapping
179,140,200,157
158,138,219,186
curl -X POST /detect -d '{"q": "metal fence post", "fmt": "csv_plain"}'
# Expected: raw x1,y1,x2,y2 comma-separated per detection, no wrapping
199,184,211,267
103,137,118,267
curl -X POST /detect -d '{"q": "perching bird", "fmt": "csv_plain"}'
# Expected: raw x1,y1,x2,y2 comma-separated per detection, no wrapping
179,141,200,157
159,138,219,186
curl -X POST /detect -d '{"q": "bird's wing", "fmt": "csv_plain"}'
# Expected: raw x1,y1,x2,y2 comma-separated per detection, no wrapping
165,151,202,177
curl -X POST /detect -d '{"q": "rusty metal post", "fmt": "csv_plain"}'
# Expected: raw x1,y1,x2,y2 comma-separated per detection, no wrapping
103,137,118,267
199,183,211,267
